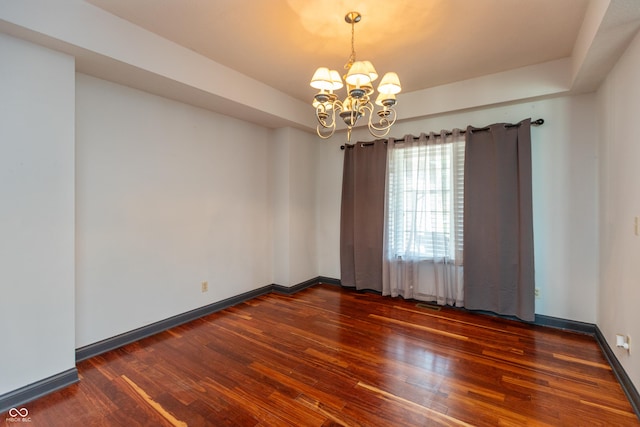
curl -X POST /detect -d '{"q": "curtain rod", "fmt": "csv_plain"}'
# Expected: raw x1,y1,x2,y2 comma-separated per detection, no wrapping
340,118,544,150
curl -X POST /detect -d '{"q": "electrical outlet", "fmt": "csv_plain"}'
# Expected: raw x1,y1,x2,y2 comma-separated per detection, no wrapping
616,334,630,352
201,281,208,293
535,288,540,298
623,335,631,354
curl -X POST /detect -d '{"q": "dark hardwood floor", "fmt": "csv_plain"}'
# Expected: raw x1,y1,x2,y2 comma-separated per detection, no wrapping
8,284,639,426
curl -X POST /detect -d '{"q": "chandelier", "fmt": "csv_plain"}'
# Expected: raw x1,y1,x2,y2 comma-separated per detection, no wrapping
310,11,402,142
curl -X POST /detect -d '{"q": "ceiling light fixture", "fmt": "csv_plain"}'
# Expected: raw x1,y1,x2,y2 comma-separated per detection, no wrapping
310,11,401,142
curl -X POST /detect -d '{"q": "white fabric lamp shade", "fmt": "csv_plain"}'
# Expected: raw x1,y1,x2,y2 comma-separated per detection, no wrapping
310,67,334,90
345,61,372,87
329,69,344,90
362,61,378,82
378,72,402,94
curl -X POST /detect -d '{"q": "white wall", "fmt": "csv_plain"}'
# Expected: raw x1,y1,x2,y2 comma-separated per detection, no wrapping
316,94,600,323
271,127,319,286
75,74,275,347
315,134,345,279
597,28,640,390
0,34,76,394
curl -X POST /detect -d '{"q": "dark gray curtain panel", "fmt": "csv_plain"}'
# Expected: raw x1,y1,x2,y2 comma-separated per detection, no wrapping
463,119,535,321
340,140,388,292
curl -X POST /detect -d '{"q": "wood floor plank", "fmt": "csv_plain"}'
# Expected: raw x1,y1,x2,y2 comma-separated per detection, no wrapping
8,284,638,425
120,375,187,427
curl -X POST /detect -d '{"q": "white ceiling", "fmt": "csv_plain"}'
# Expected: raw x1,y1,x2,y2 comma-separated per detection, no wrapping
2,0,640,130
86,0,590,103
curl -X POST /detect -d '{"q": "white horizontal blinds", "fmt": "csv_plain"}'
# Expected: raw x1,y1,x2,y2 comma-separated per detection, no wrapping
386,131,464,262
451,134,465,265
423,141,451,258
384,144,402,258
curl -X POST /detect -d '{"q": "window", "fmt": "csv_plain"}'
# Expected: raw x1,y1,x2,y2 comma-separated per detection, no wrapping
385,133,465,263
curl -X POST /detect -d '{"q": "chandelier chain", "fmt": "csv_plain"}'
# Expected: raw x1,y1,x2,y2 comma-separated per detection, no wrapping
345,18,356,70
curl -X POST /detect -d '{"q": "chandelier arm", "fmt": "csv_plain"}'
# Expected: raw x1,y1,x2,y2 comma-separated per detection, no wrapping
367,123,392,138
315,101,340,138
315,104,336,129
370,110,397,130
367,107,397,138
358,101,373,117
316,124,336,139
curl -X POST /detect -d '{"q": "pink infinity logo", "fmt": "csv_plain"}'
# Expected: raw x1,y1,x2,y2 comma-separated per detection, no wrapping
8,408,28,417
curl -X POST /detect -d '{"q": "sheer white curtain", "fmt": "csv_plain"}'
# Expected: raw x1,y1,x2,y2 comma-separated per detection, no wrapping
382,130,465,306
